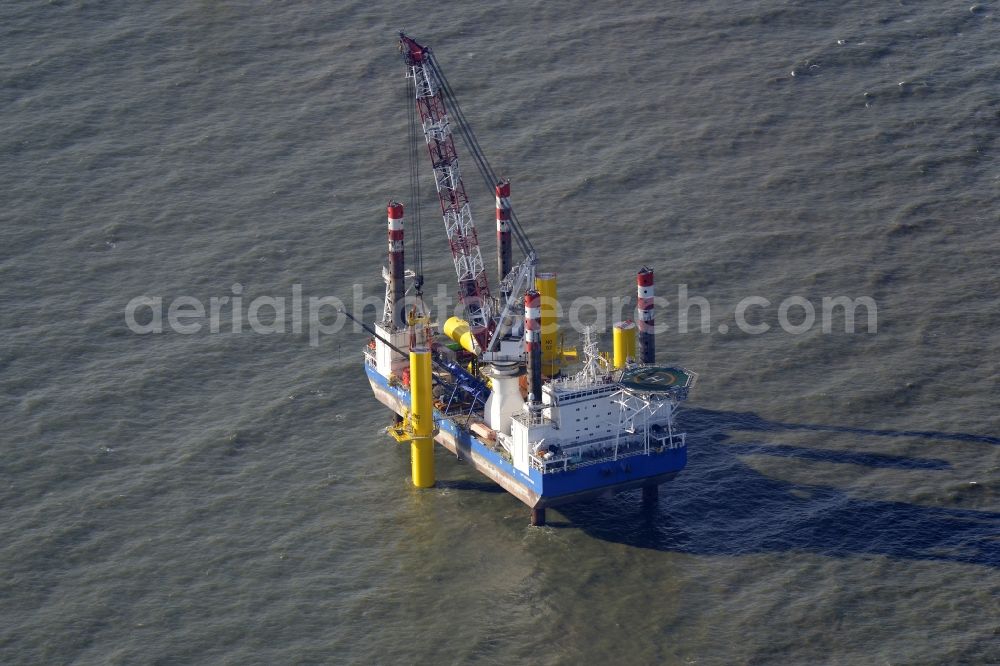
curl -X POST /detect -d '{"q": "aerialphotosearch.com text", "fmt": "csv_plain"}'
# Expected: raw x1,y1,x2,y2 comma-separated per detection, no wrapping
124,283,878,347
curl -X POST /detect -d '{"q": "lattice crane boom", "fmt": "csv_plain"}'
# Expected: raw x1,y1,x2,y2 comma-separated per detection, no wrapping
399,33,492,332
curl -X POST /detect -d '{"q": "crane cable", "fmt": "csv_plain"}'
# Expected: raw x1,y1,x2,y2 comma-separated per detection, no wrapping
426,52,535,260
405,71,425,292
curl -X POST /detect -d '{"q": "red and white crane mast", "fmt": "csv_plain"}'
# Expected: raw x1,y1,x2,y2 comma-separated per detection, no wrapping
399,34,492,333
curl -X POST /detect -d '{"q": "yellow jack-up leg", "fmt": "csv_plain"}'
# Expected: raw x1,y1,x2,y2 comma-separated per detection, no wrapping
409,347,435,488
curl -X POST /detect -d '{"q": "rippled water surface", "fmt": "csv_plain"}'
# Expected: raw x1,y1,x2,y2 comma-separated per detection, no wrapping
2,1,998,663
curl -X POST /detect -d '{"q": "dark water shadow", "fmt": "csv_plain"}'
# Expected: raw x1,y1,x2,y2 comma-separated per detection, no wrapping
694,408,1000,446
722,441,949,470
554,408,1000,568
436,479,509,494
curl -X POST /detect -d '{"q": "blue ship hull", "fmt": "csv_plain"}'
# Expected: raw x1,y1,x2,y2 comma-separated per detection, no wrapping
366,364,686,508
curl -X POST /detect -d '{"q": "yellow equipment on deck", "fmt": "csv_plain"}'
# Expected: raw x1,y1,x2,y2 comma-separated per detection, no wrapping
613,320,637,369
442,316,482,355
535,272,559,376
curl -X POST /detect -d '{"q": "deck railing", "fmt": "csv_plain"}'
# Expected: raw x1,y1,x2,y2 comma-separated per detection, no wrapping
530,432,686,473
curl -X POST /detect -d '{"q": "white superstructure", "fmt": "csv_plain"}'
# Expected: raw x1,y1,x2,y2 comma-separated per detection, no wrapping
494,330,695,474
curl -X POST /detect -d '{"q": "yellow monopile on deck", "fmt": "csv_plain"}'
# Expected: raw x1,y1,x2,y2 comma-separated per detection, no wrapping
442,316,482,355
613,320,637,369
409,347,435,488
535,272,559,376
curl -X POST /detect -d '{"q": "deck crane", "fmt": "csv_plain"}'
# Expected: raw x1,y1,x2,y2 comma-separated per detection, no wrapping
399,33,536,354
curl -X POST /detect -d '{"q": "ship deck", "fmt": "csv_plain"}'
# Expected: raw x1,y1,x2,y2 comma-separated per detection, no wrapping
365,359,686,510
